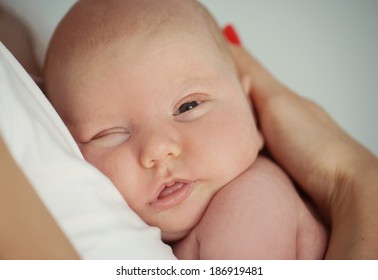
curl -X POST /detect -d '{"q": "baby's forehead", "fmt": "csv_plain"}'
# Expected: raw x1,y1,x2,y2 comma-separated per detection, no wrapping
77,2,205,37
66,0,223,54
45,0,233,99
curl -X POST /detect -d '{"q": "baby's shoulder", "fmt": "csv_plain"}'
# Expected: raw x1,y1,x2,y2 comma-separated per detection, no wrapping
186,156,327,259
220,155,299,201
203,155,301,227
245,155,291,182
192,156,304,259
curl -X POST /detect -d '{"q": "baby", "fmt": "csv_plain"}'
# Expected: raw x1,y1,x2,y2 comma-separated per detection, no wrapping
44,0,327,259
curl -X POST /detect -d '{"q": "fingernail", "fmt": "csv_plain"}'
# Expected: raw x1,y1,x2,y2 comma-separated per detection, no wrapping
223,24,242,46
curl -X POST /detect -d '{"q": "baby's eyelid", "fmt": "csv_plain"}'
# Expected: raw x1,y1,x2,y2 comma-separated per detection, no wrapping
88,128,131,148
92,127,129,140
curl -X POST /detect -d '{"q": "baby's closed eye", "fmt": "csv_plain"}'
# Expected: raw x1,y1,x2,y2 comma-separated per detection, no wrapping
90,128,130,148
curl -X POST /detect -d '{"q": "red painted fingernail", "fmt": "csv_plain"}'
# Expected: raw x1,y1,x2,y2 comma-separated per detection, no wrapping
223,24,242,46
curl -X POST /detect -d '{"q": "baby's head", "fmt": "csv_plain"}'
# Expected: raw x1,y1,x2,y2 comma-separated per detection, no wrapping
44,0,263,241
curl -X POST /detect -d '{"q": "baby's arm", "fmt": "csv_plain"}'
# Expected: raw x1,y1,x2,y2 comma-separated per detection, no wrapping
175,156,327,259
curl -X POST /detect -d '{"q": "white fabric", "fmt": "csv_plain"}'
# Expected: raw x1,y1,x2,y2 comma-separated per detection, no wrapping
0,43,175,259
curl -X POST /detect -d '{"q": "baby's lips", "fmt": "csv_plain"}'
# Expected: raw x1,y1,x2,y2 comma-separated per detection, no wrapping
223,24,242,46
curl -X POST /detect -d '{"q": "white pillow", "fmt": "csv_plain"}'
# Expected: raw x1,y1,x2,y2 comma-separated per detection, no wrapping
0,43,175,259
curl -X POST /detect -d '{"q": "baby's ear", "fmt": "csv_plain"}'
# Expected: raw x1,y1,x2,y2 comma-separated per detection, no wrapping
241,75,265,151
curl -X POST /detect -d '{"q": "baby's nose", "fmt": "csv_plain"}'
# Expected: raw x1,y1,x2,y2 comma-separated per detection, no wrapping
140,129,182,168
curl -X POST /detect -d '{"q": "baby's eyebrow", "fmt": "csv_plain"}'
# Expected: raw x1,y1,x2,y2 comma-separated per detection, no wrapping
68,118,108,143
177,73,222,91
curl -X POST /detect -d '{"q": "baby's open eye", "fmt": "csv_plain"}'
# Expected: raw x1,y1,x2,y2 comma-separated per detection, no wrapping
174,101,200,115
173,93,211,121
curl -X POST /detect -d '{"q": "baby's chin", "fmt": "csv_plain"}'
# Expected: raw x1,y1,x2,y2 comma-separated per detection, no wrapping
161,226,192,243
153,182,224,243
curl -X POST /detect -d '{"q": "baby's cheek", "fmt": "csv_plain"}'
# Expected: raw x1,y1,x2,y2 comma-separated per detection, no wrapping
256,130,265,151
220,129,260,184
240,139,259,171
79,146,95,165
79,146,101,167
236,125,261,169
79,146,116,180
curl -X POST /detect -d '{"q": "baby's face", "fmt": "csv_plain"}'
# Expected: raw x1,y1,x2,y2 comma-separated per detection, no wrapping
54,29,262,241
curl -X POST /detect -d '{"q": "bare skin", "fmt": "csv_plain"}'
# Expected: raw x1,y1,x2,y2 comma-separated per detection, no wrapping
173,156,327,259
229,44,378,259
0,137,79,259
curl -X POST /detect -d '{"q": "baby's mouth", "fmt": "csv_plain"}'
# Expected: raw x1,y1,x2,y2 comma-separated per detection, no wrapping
150,180,194,210
158,181,186,199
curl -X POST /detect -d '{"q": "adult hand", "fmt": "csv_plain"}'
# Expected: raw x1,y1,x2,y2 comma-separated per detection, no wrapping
224,25,378,259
